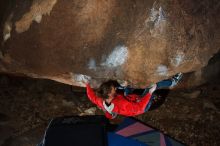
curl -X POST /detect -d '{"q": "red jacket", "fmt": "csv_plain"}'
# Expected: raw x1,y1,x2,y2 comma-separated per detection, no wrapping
86,84,152,119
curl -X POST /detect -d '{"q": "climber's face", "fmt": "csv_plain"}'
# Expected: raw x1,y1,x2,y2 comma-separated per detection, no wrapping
108,86,116,99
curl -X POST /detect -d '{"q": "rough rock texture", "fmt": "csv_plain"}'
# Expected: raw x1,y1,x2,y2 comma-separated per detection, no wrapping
0,0,220,87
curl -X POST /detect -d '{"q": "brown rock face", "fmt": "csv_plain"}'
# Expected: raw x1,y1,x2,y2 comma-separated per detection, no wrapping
0,0,219,87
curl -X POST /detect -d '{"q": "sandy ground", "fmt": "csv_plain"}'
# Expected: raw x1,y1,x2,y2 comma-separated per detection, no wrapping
0,73,219,146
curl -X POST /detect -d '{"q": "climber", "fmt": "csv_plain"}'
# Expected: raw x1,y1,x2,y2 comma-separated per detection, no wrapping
84,73,183,119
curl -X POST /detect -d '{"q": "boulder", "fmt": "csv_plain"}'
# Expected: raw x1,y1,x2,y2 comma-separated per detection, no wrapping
0,0,219,87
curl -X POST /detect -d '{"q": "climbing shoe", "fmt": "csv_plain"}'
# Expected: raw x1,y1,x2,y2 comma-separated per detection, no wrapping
171,72,183,85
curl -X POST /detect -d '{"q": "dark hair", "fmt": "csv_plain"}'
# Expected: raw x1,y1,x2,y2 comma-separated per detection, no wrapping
96,80,120,99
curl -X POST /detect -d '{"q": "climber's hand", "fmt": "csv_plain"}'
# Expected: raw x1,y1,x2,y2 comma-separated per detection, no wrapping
79,75,90,86
82,79,89,85
149,83,157,94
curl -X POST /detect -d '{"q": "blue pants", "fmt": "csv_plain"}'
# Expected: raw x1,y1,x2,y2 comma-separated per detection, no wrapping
119,79,174,111
141,79,173,95
143,79,173,111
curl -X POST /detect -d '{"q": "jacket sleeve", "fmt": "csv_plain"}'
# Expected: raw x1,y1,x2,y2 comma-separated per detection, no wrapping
86,84,104,109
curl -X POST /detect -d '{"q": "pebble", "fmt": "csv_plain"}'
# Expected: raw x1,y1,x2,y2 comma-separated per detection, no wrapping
84,107,96,115
203,100,217,110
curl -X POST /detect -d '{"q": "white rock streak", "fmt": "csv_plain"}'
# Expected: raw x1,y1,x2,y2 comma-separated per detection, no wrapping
155,7,166,27
3,13,13,42
34,14,42,23
88,58,97,70
171,52,185,67
156,65,168,76
146,3,167,37
72,74,91,86
15,0,57,33
101,45,128,67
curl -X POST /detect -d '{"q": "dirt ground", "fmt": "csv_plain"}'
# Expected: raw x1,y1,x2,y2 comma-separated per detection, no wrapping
0,73,219,146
